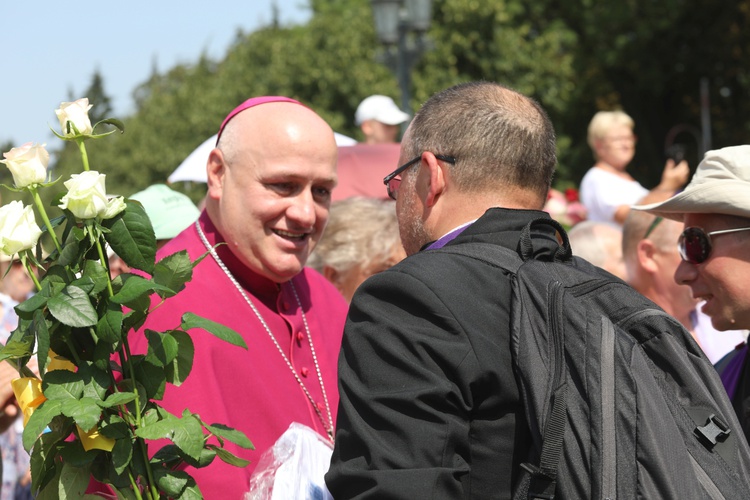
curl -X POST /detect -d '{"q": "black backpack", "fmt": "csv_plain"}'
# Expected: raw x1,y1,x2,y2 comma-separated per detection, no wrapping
441,218,750,499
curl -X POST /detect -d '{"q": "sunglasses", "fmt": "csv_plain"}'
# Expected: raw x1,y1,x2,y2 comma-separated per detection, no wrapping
383,153,456,200
678,226,750,264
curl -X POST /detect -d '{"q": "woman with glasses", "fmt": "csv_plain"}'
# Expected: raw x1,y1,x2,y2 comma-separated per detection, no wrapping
634,144,750,443
580,110,689,225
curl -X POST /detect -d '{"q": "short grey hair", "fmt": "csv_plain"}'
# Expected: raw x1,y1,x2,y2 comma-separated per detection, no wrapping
308,197,401,276
402,81,557,204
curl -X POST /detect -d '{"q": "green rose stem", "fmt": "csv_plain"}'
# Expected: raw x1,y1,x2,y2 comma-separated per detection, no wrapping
93,235,114,298
20,254,42,292
91,230,159,498
28,187,62,255
76,138,90,172
122,336,160,499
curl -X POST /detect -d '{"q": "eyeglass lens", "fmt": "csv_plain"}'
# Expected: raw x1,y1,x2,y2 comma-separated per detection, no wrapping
387,178,401,200
679,227,711,264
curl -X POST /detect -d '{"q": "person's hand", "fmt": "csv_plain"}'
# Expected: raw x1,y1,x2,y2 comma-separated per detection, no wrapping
658,158,689,192
0,362,20,433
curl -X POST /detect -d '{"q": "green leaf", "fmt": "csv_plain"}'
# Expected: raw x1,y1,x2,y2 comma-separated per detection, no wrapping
110,274,172,305
96,305,124,343
133,356,166,400
43,370,84,401
14,292,49,317
152,250,193,298
100,414,132,440
99,392,137,408
0,337,33,363
208,445,252,467
165,330,194,386
35,309,51,376
58,462,90,499
134,414,177,441
93,118,125,134
69,275,96,296
111,435,133,475
59,440,98,468
24,400,64,452
180,312,248,349
29,430,64,496
146,329,179,367
48,285,98,327
153,468,190,497
205,423,254,449
171,412,205,461
82,259,110,296
78,363,109,402
103,200,156,274
62,397,101,431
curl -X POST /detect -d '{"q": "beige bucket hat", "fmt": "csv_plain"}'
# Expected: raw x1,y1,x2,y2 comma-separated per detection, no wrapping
633,145,750,221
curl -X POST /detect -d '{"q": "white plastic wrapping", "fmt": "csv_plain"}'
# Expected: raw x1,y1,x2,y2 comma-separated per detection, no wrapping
245,423,334,500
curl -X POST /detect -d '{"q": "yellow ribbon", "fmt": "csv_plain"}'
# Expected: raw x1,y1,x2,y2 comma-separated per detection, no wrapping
77,424,115,452
47,351,77,373
11,377,46,426
10,351,115,452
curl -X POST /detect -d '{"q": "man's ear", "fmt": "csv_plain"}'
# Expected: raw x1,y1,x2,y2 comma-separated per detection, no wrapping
637,239,659,273
206,148,226,200
424,153,448,208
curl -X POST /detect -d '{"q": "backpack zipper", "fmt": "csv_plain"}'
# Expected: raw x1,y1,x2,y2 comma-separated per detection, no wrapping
601,316,617,500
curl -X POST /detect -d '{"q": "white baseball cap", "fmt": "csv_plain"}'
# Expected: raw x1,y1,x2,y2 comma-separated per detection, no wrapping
355,95,410,126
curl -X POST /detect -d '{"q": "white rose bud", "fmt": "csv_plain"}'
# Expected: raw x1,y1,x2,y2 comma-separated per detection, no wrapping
0,201,43,256
55,98,94,137
0,142,49,188
59,171,125,220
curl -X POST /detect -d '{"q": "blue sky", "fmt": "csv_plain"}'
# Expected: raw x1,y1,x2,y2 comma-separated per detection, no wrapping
1,1,312,146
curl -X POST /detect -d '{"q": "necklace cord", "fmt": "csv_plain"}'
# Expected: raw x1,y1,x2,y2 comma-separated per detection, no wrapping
195,221,335,441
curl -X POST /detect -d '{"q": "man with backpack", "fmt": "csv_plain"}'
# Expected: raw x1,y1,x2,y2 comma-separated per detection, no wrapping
325,82,750,499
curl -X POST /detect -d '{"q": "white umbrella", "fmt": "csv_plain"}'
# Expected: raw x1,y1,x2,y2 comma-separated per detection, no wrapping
168,133,358,184
167,135,217,184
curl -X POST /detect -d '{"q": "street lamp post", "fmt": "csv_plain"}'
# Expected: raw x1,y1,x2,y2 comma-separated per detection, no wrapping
370,0,433,120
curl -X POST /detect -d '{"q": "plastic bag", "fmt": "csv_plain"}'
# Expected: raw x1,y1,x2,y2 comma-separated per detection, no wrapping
245,423,334,500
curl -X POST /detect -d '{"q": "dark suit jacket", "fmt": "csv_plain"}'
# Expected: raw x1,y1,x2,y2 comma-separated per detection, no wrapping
326,207,561,499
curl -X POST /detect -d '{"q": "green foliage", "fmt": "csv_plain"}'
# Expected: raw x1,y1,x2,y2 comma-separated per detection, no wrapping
43,0,750,198
0,121,252,498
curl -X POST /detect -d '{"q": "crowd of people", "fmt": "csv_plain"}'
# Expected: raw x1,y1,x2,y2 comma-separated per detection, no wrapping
1,84,749,498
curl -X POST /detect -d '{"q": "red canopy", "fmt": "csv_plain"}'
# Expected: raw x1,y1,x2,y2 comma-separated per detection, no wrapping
332,143,401,201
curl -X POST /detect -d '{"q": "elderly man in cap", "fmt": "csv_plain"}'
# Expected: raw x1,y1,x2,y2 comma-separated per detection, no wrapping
634,144,750,441
132,97,348,497
355,95,410,144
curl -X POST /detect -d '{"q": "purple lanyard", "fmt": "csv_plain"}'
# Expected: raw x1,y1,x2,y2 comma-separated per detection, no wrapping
720,344,748,400
427,223,474,250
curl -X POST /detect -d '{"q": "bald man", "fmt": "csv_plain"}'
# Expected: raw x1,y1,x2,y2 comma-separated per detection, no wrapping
132,97,348,497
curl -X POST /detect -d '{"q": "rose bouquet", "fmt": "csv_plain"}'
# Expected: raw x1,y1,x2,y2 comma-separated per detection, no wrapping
0,99,252,499
543,187,588,230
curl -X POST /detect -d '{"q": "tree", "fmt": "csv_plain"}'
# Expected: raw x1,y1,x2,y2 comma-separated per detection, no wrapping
46,0,750,199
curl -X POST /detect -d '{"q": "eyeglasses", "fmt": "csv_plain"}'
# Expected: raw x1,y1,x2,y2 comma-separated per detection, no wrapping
642,216,664,239
678,226,750,264
383,153,456,200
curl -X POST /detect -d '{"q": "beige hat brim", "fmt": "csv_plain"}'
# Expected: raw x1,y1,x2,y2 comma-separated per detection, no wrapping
632,180,750,221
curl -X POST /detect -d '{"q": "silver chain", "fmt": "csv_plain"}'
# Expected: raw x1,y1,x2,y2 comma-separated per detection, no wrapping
195,221,334,442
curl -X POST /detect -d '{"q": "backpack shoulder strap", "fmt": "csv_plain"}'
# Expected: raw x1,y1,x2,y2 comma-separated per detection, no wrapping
437,241,524,274
438,222,571,500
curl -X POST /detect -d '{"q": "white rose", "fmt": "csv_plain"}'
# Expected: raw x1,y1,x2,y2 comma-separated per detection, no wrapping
0,142,49,188
59,171,125,220
0,201,42,256
55,98,94,137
